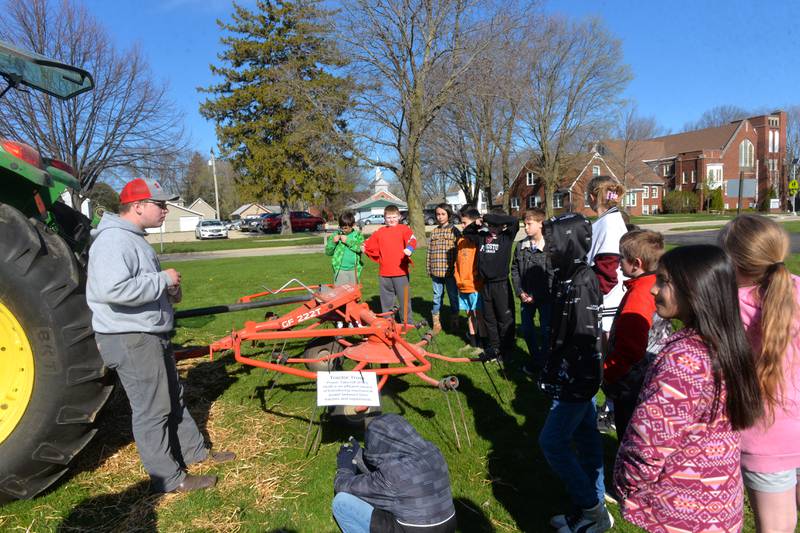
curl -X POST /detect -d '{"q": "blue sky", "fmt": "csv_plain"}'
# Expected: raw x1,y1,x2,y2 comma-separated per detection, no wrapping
85,0,800,154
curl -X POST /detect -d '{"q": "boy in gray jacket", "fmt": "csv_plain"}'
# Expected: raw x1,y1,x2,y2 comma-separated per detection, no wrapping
87,178,234,494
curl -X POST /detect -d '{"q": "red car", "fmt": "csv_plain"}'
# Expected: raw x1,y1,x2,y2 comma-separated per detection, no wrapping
259,211,326,233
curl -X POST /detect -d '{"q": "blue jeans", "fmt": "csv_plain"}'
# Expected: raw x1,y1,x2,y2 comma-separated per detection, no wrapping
538,399,605,510
431,276,458,316
332,492,373,533
520,301,552,367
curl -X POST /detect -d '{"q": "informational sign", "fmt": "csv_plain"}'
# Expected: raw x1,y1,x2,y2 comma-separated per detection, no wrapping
789,179,799,195
317,371,380,407
770,198,780,209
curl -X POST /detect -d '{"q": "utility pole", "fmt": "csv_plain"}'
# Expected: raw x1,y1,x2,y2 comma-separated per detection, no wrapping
208,149,220,220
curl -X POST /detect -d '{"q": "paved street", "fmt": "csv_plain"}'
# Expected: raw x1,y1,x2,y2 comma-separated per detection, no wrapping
663,228,800,252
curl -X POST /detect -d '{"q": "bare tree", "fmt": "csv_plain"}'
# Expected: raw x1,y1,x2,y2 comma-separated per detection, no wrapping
339,0,503,244
520,16,631,216
609,103,665,188
417,9,530,214
0,0,187,194
784,106,800,209
420,107,477,206
682,104,750,131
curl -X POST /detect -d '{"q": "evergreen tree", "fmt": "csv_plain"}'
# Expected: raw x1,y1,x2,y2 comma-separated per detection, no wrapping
200,0,353,234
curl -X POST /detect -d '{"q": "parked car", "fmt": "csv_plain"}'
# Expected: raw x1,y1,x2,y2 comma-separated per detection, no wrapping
357,213,385,229
195,219,228,240
241,213,275,232
257,213,282,233
226,219,241,231
260,211,326,233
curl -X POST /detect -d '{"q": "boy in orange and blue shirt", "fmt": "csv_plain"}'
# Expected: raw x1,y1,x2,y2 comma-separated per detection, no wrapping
363,205,417,324
454,207,484,350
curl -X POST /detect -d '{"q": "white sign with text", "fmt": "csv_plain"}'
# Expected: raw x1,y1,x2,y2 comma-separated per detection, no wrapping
316,371,380,407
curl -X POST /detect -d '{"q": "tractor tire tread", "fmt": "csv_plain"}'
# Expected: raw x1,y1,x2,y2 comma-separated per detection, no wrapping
0,204,111,502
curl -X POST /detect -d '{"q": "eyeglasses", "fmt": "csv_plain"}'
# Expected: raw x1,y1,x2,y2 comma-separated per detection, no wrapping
143,200,168,209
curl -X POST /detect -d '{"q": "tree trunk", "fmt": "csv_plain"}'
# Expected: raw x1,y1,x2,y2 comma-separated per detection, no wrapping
404,161,427,248
280,201,292,235
544,178,555,218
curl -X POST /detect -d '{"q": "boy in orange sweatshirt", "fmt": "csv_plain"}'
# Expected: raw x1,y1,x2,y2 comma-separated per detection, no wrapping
454,207,484,350
363,205,417,324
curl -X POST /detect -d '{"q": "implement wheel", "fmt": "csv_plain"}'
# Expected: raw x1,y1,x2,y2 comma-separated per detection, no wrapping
0,203,113,501
302,337,341,372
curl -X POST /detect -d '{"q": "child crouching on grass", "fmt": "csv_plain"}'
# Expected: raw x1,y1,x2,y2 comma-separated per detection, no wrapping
538,213,612,533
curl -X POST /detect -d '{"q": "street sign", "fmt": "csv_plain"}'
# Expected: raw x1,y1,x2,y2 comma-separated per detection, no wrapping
789,179,799,195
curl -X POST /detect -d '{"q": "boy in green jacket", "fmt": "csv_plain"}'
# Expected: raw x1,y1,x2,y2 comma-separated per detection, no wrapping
325,211,364,285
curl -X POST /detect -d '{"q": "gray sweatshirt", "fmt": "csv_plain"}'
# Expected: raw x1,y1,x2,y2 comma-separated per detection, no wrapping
86,213,175,334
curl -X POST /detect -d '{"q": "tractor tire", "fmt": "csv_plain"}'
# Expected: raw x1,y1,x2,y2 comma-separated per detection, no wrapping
301,338,341,372
0,203,113,502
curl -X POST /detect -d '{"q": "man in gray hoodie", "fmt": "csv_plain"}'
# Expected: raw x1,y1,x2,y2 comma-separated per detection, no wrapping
87,178,234,494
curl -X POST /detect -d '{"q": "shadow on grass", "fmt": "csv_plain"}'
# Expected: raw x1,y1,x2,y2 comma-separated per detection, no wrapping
56,480,157,532
457,371,564,531
454,497,493,533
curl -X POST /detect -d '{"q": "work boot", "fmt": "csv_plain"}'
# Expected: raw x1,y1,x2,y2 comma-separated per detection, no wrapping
170,474,217,493
431,314,442,335
208,449,236,463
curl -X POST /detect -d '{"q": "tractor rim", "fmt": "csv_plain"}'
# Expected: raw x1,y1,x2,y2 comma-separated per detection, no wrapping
0,300,35,444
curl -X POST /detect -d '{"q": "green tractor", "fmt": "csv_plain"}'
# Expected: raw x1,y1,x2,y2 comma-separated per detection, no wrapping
0,42,113,502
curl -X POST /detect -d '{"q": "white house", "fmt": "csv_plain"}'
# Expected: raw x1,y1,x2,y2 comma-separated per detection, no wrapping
348,168,407,220
444,186,488,213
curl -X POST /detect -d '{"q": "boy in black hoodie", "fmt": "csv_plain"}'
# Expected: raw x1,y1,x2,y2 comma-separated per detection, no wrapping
462,211,519,361
537,213,612,533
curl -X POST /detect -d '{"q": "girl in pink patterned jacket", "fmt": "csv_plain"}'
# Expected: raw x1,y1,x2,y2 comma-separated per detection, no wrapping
613,245,763,533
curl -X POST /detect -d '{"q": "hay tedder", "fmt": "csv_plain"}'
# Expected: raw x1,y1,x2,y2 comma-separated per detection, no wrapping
173,280,492,446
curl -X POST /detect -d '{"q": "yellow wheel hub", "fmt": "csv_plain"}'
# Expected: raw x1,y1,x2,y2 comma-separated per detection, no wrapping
0,300,34,444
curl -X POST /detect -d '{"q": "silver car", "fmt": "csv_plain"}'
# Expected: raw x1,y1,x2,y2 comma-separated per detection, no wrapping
195,219,228,240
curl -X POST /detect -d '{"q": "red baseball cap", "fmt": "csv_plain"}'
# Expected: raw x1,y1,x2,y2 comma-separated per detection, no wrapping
119,178,178,204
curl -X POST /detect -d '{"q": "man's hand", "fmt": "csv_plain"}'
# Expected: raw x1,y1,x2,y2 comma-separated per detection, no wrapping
520,292,533,304
337,440,359,473
403,248,412,256
340,234,347,243
164,268,181,287
167,285,183,303
333,234,341,243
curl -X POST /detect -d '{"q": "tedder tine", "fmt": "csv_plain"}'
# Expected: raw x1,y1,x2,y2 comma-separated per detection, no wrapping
439,376,462,451
454,389,472,448
303,404,319,454
481,361,505,404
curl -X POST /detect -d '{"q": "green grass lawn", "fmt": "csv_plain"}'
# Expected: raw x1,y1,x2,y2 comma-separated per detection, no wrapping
150,233,325,254
629,213,733,225
4,251,799,532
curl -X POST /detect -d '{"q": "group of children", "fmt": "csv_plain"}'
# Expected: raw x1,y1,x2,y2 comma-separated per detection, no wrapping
325,179,800,533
